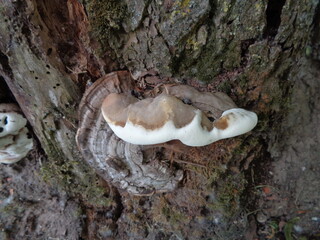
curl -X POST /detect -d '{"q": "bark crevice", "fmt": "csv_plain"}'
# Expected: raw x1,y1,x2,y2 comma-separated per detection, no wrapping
263,0,286,38
0,51,13,78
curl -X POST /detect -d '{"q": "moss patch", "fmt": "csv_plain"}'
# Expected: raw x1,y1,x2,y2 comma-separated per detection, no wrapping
152,196,191,231
216,174,247,216
41,156,112,208
85,0,127,50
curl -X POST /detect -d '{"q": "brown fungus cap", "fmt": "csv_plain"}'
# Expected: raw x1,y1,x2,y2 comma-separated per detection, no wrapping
102,93,214,131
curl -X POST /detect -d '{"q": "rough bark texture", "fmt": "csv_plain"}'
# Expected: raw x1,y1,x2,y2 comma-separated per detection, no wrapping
0,0,319,239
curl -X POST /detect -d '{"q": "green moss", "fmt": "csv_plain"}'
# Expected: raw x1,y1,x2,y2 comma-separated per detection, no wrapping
222,41,241,70
186,37,201,51
161,205,189,226
305,45,312,57
175,31,243,82
38,110,112,208
237,75,249,90
170,0,192,20
151,197,190,230
85,0,127,50
204,174,247,218
217,81,232,94
233,136,260,157
180,0,191,9
176,38,221,82
40,156,112,208
216,174,247,216
284,217,300,240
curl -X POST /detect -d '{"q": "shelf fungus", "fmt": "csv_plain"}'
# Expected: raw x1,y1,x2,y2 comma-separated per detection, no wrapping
76,71,258,195
101,91,257,147
76,71,183,195
0,104,33,164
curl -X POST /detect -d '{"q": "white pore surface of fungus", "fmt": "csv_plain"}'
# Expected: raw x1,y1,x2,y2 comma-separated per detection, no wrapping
101,93,258,147
0,109,33,164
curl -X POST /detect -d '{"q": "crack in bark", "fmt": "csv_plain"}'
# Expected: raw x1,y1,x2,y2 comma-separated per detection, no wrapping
310,1,320,61
263,0,286,39
240,38,256,67
0,51,13,79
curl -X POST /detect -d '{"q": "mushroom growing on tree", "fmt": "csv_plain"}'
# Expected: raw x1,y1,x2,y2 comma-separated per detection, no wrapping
76,71,183,196
0,104,33,164
101,93,258,146
76,71,258,195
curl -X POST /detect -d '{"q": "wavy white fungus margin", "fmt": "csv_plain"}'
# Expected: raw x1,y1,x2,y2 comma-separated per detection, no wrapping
102,94,258,147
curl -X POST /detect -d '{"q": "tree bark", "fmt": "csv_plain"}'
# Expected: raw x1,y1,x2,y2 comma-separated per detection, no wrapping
0,0,319,239
0,0,116,221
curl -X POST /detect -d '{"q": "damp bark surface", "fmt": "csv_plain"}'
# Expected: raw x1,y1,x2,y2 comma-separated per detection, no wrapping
0,0,319,239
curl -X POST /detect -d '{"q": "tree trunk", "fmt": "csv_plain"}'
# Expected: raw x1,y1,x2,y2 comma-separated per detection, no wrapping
0,0,319,239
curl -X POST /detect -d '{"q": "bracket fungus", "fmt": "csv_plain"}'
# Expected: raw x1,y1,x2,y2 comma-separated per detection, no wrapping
101,92,257,147
76,71,183,195
76,71,258,195
0,104,33,164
